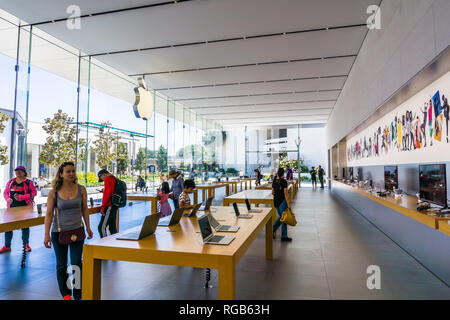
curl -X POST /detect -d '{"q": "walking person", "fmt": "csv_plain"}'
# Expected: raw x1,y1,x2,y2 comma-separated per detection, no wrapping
97,169,119,238
310,166,317,188
318,165,325,188
0,166,37,253
254,168,262,186
272,168,292,242
43,161,93,300
169,169,184,209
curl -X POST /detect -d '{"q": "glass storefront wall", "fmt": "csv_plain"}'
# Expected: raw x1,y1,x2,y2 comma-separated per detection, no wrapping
0,10,224,208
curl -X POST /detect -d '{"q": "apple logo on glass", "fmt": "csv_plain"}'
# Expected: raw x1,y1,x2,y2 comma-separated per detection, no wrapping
133,77,154,120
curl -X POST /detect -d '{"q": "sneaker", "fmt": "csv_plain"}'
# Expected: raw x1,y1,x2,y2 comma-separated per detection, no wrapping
63,295,72,300
25,244,32,252
0,245,11,253
281,237,292,242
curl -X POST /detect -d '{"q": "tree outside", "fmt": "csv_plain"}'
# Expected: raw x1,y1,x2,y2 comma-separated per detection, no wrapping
39,109,86,168
116,142,130,176
90,122,118,170
134,147,155,174
156,145,168,172
0,112,11,165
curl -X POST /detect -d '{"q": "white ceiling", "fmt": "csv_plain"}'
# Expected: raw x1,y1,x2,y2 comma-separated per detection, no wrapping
0,0,380,127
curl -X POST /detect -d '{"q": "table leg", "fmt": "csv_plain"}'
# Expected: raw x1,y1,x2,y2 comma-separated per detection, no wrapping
151,200,157,214
202,189,206,202
265,214,273,260
244,181,248,190
212,188,215,199
226,185,230,196
218,258,236,300
82,246,102,300
194,190,198,204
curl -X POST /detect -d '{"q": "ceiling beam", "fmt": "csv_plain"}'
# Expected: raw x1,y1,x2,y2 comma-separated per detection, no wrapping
153,75,347,91
24,0,194,27
131,54,356,76
174,89,341,102
189,99,337,109
90,24,366,58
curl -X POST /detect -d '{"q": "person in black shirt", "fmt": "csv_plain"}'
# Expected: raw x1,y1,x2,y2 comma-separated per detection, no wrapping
272,168,292,242
318,165,325,188
310,166,317,188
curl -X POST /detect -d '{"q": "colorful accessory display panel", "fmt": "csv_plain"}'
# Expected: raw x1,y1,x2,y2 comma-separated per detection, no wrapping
347,71,450,167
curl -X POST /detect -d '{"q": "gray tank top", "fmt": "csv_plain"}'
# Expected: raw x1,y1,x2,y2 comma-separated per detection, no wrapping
51,185,84,233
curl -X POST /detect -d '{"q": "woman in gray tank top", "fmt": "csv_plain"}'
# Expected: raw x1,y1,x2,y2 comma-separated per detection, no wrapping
44,162,93,300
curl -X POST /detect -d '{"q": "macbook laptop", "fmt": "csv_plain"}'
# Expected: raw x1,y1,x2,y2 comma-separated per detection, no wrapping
245,198,263,213
183,203,202,217
199,197,213,212
207,213,239,232
117,213,161,241
232,202,252,219
158,208,184,226
198,214,235,245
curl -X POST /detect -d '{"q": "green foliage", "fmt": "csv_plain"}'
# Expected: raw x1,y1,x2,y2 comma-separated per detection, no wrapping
0,112,10,165
134,147,155,174
278,155,303,170
90,121,117,170
156,145,168,172
116,142,129,175
300,165,310,173
226,167,238,175
39,109,86,168
301,176,311,182
77,171,100,186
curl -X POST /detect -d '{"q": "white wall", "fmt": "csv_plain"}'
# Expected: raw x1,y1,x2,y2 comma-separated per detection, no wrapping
326,0,450,149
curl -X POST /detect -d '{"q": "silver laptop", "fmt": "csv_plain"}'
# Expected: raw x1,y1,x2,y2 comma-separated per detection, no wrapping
245,198,262,213
233,202,252,219
207,213,240,232
183,203,202,217
199,197,213,212
158,208,184,226
198,215,235,245
117,213,161,241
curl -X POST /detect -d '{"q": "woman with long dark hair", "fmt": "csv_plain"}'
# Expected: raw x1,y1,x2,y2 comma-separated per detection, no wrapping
43,162,93,300
272,168,292,242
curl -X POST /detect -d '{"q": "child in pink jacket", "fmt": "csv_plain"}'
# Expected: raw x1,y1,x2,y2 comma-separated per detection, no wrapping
0,166,37,253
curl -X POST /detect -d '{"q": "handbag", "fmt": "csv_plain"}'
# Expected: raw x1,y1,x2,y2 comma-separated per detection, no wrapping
55,191,86,245
280,207,297,226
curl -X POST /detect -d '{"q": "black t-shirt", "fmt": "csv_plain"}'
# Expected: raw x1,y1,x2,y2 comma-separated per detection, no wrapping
10,180,28,207
272,177,287,208
318,168,325,178
310,170,316,179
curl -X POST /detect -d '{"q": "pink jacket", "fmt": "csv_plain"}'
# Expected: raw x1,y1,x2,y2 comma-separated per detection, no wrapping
3,178,37,208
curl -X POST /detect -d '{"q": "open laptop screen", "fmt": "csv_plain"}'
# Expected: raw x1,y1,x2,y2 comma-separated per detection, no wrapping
198,216,213,240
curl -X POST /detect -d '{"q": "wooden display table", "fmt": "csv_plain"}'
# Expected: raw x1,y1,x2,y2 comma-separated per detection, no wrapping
126,192,159,214
255,183,293,203
214,180,240,194
223,190,281,222
331,180,450,230
0,205,101,233
439,220,450,236
195,183,229,202
82,206,273,300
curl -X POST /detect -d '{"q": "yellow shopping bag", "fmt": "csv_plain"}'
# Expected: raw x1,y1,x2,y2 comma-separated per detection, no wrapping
280,208,297,226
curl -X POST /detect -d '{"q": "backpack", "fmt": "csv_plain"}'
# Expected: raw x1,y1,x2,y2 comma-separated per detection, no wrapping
111,176,127,208
7,178,35,205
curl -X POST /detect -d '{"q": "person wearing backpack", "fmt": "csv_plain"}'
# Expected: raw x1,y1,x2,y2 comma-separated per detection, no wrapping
0,166,37,253
97,169,122,238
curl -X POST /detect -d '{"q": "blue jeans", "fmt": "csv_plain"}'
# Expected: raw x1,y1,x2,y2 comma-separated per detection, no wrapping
4,228,30,248
173,198,179,209
273,200,288,238
51,232,84,300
